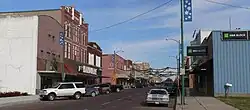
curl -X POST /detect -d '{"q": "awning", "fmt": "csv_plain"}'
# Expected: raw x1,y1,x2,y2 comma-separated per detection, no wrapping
189,58,212,74
116,70,130,79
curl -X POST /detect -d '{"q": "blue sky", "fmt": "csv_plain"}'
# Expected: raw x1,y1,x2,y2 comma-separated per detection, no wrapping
1,0,250,68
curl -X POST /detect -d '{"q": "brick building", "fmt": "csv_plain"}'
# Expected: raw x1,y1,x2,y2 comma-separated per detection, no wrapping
0,6,93,86
102,54,131,86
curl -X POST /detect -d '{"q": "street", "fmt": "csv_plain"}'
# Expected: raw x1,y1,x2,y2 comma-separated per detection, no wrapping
0,88,174,110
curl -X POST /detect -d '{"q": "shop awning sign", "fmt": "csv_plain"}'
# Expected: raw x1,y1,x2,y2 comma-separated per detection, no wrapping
222,31,248,40
78,65,97,75
187,46,208,56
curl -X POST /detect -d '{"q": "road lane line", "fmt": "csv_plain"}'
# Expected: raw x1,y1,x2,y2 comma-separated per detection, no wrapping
101,102,111,105
117,98,123,101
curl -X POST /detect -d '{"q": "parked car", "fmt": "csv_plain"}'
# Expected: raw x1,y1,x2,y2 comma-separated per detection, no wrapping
135,83,143,88
110,84,124,92
145,89,169,106
85,84,100,97
39,82,86,101
95,83,111,94
162,82,178,96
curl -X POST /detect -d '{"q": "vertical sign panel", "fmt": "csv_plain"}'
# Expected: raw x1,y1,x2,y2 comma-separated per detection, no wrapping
184,0,193,22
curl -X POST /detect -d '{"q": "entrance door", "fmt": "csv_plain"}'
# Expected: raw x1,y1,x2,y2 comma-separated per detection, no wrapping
41,76,53,89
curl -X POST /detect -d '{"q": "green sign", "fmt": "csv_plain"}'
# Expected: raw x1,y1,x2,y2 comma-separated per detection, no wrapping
187,46,208,56
222,31,248,40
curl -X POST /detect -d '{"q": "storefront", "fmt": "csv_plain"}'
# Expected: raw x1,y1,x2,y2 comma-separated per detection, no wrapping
116,70,132,88
188,30,250,96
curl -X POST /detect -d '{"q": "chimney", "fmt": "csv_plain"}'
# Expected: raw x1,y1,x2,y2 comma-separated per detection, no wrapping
71,6,75,20
79,13,82,25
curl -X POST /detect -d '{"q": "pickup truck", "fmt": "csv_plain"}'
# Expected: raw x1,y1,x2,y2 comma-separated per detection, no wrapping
39,82,86,101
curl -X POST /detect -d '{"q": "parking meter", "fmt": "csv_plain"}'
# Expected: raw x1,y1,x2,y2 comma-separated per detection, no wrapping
224,83,232,98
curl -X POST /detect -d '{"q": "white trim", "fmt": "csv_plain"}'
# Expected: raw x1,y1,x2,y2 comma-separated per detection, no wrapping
37,71,58,73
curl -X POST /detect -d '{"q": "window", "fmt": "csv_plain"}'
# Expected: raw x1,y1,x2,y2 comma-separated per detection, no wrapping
67,43,71,59
69,23,72,39
83,50,86,63
149,90,167,94
83,33,86,45
80,49,83,63
75,46,80,61
72,45,75,60
75,83,85,88
64,21,69,38
58,84,75,89
88,53,91,65
96,56,101,67
64,42,68,58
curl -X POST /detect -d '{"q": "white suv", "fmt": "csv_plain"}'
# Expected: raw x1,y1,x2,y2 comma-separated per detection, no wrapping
39,82,86,101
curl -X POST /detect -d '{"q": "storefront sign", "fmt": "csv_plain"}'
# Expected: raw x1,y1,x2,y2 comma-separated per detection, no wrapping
187,46,208,56
78,65,97,75
222,31,248,40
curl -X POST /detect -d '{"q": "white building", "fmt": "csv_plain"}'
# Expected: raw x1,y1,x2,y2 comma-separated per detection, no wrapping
0,15,64,95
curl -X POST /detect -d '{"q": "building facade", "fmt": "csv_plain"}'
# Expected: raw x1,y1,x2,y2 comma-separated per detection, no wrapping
84,42,103,84
0,6,95,85
189,30,250,96
102,54,131,86
0,15,63,94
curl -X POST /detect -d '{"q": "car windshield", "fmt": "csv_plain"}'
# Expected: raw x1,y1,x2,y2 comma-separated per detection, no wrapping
150,90,167,94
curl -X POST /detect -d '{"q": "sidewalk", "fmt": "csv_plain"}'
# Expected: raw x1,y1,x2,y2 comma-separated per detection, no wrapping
176,97,238,110
0,95,39,107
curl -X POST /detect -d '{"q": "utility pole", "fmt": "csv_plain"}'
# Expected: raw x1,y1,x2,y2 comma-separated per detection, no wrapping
113,51,117,85
180,0,185,105
59,31,65,82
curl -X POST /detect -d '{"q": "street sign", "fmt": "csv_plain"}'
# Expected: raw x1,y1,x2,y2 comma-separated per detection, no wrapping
180,68,185,75
222,31,248,40
187,46,208,56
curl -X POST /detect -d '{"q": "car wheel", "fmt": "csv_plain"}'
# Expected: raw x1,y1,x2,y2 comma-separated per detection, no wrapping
74,92,82,100
48,93,56,101
116,88,120,92
91,92,96,97
106,90,110,94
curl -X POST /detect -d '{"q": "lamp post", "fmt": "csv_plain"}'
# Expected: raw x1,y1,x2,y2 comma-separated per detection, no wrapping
166,38,183,103
113,50,124,85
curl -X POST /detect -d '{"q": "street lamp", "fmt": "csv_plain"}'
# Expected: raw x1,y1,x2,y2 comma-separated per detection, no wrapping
113,50,124,85
166,38,184,103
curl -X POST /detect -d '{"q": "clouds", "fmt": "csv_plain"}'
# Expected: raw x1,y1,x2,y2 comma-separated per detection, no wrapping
107,0,250,68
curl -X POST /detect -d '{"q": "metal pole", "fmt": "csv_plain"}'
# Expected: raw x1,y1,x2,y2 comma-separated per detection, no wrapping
113,51,116,85
61,31,65,82
180,0,185,105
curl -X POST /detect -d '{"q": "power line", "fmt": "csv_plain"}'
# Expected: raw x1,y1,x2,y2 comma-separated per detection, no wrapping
89,0,174,33
204,0,250,10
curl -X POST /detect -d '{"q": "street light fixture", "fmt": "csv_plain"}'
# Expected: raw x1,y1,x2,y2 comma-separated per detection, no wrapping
165,37,184,103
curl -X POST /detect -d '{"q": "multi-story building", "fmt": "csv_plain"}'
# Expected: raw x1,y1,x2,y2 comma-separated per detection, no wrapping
83,42,103,84
0,15,63,95
0,6,93,83
102,54,131,86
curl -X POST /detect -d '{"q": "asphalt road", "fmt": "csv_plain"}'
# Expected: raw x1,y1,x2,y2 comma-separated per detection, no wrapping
0,87,175,110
